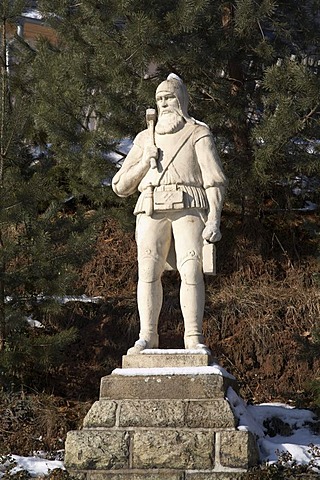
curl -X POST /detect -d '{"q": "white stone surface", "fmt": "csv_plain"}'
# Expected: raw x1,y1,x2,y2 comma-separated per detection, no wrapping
112,74,227,355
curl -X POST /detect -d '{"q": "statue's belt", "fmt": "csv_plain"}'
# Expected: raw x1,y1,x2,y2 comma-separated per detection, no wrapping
143,184,206,212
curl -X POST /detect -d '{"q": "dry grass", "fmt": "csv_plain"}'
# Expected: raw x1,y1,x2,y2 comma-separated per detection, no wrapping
0,391,91,455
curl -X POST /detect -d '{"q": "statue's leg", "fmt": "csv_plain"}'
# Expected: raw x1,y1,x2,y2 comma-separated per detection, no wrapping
127,213,171,354
172,211,210,352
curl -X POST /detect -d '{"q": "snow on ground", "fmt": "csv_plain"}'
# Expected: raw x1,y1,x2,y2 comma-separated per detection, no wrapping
1,381,319,477
0,454,64,478
22,10,44,20
228,387,320,472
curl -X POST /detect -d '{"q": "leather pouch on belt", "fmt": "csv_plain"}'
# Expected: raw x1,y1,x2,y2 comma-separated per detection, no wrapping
153,189,184,210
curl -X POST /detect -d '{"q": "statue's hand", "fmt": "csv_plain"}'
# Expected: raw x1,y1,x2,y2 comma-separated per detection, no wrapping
142,145,158,168
202,221,222,243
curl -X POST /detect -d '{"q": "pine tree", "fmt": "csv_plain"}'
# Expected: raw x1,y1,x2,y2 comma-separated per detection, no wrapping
0,0,103,388
36,0,320,218
32,1,139,231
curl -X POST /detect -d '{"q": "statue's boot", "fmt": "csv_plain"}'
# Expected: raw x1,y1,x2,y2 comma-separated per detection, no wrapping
127,279,161,355
181,278,211,355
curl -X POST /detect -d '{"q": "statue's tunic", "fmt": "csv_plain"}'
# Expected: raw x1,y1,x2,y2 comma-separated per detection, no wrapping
113,123,227,217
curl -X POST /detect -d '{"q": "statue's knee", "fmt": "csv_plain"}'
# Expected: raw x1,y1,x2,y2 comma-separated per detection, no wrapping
179,253,203,285
138,251,164,283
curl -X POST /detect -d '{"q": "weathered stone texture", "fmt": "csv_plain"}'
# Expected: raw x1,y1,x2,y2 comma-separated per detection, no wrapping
118,399,185,427
219,431,259,469
100,374,236,400
132,429,215,470
64,430,130,470
69,471,245,480
122,352,213,368
83,400,117,428
82,398,237,429
84,470,184,480
66,473,87,480
185,472,244,479
65,359,258,478
184,400,236,428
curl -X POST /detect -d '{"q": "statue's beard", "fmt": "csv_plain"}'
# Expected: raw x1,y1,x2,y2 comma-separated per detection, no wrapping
155,111,185,134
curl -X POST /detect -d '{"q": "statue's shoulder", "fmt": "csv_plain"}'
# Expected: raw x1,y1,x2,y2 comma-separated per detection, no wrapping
192,123,212,142
133,129,148,148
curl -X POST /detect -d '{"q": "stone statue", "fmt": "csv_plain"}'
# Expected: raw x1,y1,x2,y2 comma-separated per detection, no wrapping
112,74,227,355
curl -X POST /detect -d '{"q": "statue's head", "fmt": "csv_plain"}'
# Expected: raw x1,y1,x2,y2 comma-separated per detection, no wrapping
155,74,194,134
155,74,190,120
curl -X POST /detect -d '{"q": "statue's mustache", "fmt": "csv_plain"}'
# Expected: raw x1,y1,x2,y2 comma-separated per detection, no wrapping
159,108,181,117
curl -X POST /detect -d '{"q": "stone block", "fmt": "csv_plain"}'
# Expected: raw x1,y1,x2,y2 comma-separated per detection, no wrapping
100,374,236,400
83,470,184,480
67,471,245,480
83,400,117,428
82,399,237,429
132,429,215,470
185,400,237,429
64,430,130,470
122,351,213,368
185,472,244,479
219,431,259,469
118,399,185,427
66,473,87,480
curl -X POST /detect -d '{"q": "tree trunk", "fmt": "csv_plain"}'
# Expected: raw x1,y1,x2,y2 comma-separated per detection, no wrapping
222,4,256,218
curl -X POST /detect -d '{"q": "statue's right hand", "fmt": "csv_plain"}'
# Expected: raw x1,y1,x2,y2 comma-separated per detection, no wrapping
142,145,158,168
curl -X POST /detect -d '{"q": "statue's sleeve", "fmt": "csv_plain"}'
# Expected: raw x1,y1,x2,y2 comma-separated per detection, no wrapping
193,127,227,189
112,131,148,197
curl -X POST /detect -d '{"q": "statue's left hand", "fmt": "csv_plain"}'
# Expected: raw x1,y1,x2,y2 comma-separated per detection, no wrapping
202,221,222,243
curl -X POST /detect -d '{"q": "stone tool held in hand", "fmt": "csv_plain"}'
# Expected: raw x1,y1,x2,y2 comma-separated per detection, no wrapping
146,108,157,169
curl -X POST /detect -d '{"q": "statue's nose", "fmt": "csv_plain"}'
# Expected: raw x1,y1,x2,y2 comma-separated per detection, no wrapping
160,98,168,107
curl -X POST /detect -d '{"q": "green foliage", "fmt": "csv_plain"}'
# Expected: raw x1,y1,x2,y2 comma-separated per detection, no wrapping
254,59,320,187
0,0,104,389
0,324,78,386
36,0,320,217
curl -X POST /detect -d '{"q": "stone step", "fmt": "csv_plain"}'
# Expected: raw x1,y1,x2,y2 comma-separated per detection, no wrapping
68,469,245,480
122,350,214,368
83,398,237,429
64,428,258,472
100,370,238,400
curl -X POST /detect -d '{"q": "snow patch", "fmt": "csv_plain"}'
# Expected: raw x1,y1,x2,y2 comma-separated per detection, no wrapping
112,364,235,378
227,387,320,471
0,454,64,478
22,10,44,20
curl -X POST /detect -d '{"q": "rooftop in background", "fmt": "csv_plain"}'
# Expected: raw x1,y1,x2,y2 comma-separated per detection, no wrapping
6,3,57,47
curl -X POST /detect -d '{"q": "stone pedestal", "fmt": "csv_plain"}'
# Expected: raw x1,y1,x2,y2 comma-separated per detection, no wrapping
65,350,259,479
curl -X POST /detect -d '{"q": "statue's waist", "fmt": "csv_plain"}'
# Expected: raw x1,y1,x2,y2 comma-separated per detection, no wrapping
154,184,183,192
134,184,208,215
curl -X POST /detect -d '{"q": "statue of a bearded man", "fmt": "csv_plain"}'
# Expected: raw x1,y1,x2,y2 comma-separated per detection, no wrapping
112,74,227,355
